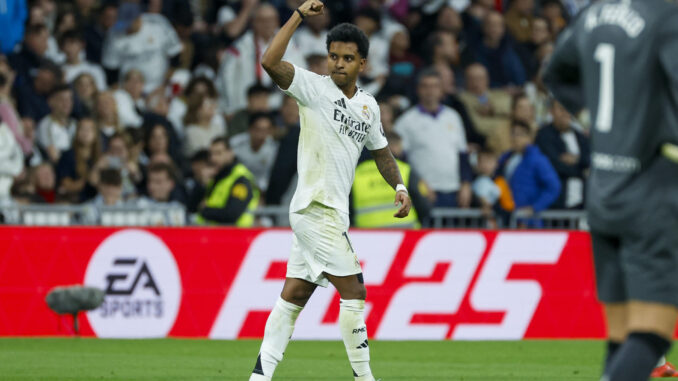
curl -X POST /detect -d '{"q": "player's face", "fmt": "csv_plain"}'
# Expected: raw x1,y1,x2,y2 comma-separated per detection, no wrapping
327,42,366,89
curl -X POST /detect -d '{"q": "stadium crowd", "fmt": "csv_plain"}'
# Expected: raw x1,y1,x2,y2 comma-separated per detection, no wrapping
0,0,593,226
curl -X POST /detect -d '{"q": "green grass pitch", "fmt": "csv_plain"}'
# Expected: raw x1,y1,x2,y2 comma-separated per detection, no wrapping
0,338,673,380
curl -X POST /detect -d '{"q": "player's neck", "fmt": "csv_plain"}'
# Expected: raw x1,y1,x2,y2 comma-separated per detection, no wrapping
338,82,358,99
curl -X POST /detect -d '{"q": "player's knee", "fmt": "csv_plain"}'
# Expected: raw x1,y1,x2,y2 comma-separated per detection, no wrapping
340,284,366,300
281,287,314,306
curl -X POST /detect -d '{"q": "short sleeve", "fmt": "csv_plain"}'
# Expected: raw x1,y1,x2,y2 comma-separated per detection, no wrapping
281,65,324,107
160,18,183,57
450,110,468,152
365,101,388,150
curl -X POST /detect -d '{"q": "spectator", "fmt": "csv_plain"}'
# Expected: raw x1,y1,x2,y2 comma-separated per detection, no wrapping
436,6,463,36
512,93,537,131
90,167,124,206
230,112,278,193
472,149,500,224
216,3,304,115
541,0,568,36
185,149,209,212
167,76,224,139
89,132,141,198
229,84,271,139
143,123,170,164
74,0,97,25
197,137,259,226
381,29,423,100
536,100,590,209
20,117,44,167
29,162,59,204
37,84,76,163
394,69,473,208
425,31,464,86
183,94,225,158
73,72,98,117
459,63,512,154
516,17,551,80
354,7,389,96
470,11,526,88
504,0,535,43
0,0,28,54
0,121,24,202
56,117,100,202
216,0,260,44
433,62,486,149
8,23,49,79
15,60,61,121
102,1,182,92
142,89,183,164
0,56,32,156
83,1,118,65
113,69,145,128
293,5,330,58
60,29,107,90
304,53,328,76
496,120,560,217
139,162,184,205
94,91,122,149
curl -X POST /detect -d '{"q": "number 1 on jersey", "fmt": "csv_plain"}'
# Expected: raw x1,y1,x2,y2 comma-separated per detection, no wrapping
594,43,615,133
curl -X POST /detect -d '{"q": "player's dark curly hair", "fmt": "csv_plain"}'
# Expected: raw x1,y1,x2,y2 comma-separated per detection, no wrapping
326,23,370,59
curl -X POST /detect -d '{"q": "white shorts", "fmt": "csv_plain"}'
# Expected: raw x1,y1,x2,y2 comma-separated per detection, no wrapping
287,201,362,287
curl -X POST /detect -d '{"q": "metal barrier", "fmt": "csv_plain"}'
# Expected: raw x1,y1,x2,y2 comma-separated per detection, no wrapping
1,203,587,230
0,204,186,226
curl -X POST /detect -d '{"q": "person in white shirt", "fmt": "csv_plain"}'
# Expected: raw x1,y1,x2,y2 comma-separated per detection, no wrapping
102,2,182,93
37,84,77,163
247,2,411,381
183,94,226,158
167,76,226,140
60,30,107,90
353,7,389,95
113,69,145,128
230,112,279,192
395,68,473,208
292,7,330,58
216,3,305,115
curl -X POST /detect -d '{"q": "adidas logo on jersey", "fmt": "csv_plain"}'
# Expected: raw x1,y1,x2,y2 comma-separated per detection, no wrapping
356,339,369,349
334,98,347,109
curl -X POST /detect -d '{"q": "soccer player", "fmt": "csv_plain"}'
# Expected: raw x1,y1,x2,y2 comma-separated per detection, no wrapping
543,1,678,380
248,1,411,380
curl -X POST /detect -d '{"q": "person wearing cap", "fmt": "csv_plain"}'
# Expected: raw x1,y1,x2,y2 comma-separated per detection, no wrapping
102,1,182,93
37,84,76,163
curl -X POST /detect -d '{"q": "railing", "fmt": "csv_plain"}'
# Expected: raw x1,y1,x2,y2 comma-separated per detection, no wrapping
0,204,588,230
0,204,186,226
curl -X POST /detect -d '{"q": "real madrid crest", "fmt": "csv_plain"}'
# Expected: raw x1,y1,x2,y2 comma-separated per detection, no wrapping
362,105,370,120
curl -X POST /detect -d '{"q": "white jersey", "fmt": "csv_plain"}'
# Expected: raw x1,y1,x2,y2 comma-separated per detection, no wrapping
102,14,182,93
283,65,388,214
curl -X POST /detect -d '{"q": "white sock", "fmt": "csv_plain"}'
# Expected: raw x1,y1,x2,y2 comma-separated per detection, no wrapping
657,356,667,367
251,297,303,379
339,298,372,379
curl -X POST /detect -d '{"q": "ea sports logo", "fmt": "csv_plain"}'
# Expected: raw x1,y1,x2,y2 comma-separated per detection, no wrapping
85,230,182,338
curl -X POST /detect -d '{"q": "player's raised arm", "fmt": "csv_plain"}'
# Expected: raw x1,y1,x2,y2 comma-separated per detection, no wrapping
261,0,324,90
370,147,411,218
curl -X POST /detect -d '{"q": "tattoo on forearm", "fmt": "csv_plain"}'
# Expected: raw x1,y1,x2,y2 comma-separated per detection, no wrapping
371,147,403,189
264,61,295,90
